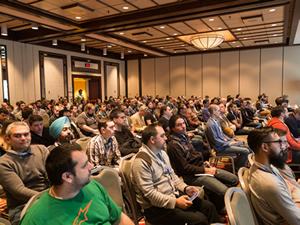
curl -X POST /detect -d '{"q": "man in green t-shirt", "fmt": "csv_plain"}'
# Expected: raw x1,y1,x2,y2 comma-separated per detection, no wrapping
20,143,133,225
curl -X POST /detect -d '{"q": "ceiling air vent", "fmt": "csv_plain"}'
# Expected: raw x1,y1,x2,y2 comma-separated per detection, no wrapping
242,15,264,26
255,39,269,45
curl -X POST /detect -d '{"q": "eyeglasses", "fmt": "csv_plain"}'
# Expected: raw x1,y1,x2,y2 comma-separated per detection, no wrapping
264,139,288,146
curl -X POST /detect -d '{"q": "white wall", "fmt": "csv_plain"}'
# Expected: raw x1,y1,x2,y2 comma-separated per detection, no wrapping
0,39,125,106
127,45,300,105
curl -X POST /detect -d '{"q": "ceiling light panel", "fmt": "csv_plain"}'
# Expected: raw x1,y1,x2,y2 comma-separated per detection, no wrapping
202,17,225,30
220,14,245,27
168,22,195,34
31,1,58,11
185,19,211,33
153,25,178,36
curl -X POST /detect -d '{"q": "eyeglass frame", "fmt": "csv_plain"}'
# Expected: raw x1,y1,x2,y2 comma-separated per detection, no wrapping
264,139,288,146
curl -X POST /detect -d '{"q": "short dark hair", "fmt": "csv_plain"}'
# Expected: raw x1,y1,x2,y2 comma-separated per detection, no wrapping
271,106,285,118
169,114,183,130
227,103,236,111
22,107,33,120
0,108,8,115
59,109,71,117
46,143,82,185
109,109,124,120
274,128,287,137
142,124,161,145
177,103,186,112
160,105,168,117
28,115,43,125
17,101,25,107
275,97,288,106
98,118,111,133
248,127,275,153
203,99,209,105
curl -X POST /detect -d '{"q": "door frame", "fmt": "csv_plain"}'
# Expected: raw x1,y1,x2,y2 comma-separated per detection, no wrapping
104,61,120,99
72,74,102,103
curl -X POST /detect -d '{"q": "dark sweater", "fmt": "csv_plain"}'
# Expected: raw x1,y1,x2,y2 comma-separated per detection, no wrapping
114,126,141,156
167,133,205,177
30,128,55,147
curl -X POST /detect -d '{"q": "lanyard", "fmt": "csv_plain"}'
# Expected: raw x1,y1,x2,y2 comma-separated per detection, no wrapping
155,152,172,177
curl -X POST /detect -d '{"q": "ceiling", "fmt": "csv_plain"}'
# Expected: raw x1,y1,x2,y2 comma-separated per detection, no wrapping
0,0,299,59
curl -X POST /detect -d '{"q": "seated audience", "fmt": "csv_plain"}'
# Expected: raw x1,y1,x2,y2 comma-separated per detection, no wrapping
130,105,147,133
247,127,300,224
0,120,15,155
202,99,210,122
205,104,250,172
33,100,46,116
144,101,157,125
127,99,138,116
77,103,100,137
13,101,26,121
240,99,261,127
216,103,235,138
267,106,300,163
70,105,78,123
158,105,173,132
29,115,55,147
49,105,60,125
0,108,8,130
97,103,108,119
21,107,33,126
109,109,141,156
167,114,238,211
131,124,220,225
285,107,300,138
0,122,50,225
86,118,121,168
227,103,251,135
185,99,202,129
59,109,85,140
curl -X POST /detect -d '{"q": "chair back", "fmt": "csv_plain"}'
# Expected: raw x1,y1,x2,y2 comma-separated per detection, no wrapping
119,153,143,225
237,168,259,225
248,153,255,166
225,187,256,225
76,137,91,153
41,114,50,128
20,189,49,219
0,218,11,225
92,166,123,208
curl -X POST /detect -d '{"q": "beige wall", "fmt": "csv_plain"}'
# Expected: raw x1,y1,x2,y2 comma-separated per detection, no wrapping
127,45,300,105
0,38,125,106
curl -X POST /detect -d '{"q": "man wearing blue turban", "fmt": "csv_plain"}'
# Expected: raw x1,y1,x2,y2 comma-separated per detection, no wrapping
48,116,73,151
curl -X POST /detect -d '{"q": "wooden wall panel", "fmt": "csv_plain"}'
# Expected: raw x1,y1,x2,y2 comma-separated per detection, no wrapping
186,54,202,97
261,47,283,105
170,56,185,97
141,58,155,97
203,53,220,98
220,51,239,98
240,49,260,101
283,45,300,105
155,57,170,97
127,60,139,98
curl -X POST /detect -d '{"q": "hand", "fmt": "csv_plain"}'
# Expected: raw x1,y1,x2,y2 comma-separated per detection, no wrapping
185,186,198,197
254,120,259,123
204,161,211,168
187,133,195,138
175,196,193,209
230,141,240,146
204,167,217,175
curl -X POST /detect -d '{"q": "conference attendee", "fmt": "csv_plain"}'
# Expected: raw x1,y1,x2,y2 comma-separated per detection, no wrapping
202,99,210,122
49,105,60,125
97,103,108,119
185,99,202,129
75,89,85,104
13,101,26,121
240,99,261,127
144,101,157,125
21,107,33,126
131,124,220,225
29,115,55,147
48,116,74,151
33,100,46,116
205,104,250,172
86,118,121,168
130,105,148,133
109,109,141,156
0,108,8,130
227,103,250,135
154,101,163,119
158,105,173,132
217,103,235,138
77,103,100,137
60,109,85,140
20,143,133,224
234,94,242,107
70,105,78,123
267,106,300,163
247,127,300,224
0,122,49,225
127,99,138,116
167,114,239,211
285,107,300,138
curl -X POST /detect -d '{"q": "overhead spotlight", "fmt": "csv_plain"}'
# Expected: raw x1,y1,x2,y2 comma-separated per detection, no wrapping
81,38,86,41
32,25,39,30
76,16,81,19
121,52,124,59
52,40,58,46
103,48,107,55
128,50,132,53
1,24,7,36
123,6,129,9
81,43,85,51
107,45,112,48
144,53,147,57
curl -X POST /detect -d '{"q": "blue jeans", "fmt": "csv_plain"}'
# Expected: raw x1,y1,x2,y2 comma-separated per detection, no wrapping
183,169,239,197
220,145,250,171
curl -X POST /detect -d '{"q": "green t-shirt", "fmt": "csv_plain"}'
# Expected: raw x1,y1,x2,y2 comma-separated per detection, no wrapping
19,180,122,225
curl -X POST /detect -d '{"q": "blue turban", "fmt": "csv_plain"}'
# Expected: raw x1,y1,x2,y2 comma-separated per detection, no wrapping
49,116,71,139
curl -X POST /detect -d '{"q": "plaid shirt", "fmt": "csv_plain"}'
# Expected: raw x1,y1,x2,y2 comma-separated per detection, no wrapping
86,134,121,168
185,109,201,128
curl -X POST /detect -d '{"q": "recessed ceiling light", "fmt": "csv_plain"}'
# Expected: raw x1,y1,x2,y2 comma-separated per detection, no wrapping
160,26,165,29
81,38,86,41
166,37,171,40
243,38,248,40
273,34,278,36
173,33,178,36
143,41,147,43
160,47,164,49
209,18,214,21
123,6,129,10
128,50,132,53
237,46,240,47
181,44,185,46
32,25,39,30
275,42,278,43
269,9,276,12
237,28,242,31
272,24,277,26
218,27,222,30
75,16,81,19
232,41,236,44
174,51,177,53
144,53,147,57
107,45,112,48
119,32,124,35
